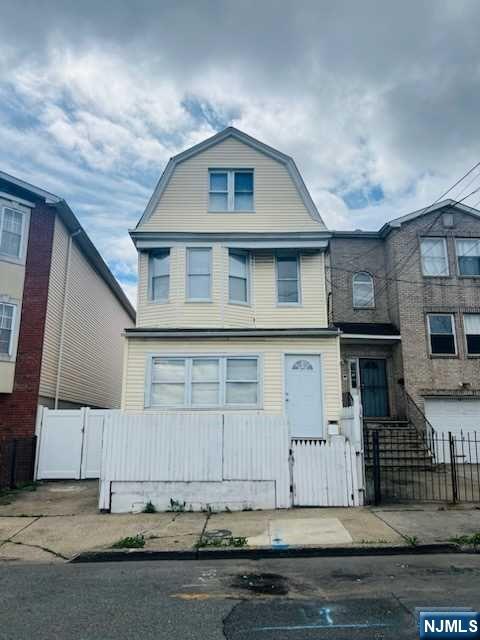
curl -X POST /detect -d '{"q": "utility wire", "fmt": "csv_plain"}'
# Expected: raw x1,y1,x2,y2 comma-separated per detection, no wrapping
335,160,480,276
372,185,480,304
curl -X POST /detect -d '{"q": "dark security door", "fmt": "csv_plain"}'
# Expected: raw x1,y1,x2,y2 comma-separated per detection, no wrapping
359,359,389,417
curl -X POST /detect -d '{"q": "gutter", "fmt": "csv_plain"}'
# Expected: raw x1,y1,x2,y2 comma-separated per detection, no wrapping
124,328,341,339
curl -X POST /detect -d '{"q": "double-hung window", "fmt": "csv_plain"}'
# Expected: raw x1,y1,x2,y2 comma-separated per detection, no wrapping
420,238,449,276
209,170,254,212
0,302,15,356
427,314,456,355
148,356,259,408
276,253,300,304
463,314,480,355
0,207,23,258
229,250,250,304
149,249,170,301
352,272,375,308
187,248,212,301
456,239,480,276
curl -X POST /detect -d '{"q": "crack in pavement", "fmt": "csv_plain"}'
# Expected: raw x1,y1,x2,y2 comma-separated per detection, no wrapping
0,515,42,549
0,516,68,560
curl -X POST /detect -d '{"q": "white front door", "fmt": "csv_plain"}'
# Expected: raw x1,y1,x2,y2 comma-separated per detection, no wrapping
285,354,323,437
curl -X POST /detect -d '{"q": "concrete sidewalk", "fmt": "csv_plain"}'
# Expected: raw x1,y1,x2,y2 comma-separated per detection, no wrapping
0,482,479,562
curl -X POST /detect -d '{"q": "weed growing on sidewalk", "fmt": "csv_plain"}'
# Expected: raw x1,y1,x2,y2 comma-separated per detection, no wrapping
168,498,186,512
450,533,480,548
111,534,145,549
404,535,418,547
143,501,156,513
196,536,247,549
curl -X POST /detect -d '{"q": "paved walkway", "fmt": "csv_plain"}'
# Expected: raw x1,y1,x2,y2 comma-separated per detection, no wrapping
1,482,479,562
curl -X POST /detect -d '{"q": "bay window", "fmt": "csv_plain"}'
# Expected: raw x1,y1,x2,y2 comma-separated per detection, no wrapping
149,249,170,301
276,253,300,304
187,247,212,301
229,250,250,303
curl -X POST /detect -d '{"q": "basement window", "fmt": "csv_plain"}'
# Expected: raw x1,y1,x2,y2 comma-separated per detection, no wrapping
427,313,456,355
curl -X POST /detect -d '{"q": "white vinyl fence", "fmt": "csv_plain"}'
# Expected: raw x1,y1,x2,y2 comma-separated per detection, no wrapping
99,411,365,512
35,407,107,480
99,413,291,512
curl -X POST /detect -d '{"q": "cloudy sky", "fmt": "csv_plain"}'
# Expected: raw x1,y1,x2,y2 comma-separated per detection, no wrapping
1,0,479,304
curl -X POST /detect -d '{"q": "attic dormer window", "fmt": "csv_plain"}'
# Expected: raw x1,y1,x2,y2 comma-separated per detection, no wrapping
209,170,254,212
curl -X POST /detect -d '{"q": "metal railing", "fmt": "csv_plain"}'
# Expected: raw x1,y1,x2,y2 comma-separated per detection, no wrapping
365,429,480,504
405,392,436,457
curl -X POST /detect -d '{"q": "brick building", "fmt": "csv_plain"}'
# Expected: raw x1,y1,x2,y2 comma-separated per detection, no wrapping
328,200,480,433
0,171,135,482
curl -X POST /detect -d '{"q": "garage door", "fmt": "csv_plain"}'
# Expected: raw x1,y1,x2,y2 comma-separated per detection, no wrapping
425,398,479,463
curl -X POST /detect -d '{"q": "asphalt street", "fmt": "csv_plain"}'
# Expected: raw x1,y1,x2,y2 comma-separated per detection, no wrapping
0,554,479,639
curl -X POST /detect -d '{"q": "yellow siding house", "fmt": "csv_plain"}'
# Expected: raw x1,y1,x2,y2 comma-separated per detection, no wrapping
123,128,342,437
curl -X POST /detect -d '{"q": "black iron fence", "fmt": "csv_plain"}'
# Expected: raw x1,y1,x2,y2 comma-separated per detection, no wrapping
365,429,480,505
0,437,37,490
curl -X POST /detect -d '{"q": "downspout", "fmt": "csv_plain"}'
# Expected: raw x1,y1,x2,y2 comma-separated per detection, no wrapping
54,228,82,409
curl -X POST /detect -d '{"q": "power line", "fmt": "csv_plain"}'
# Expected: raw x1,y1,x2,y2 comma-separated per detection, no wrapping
334,160,480,276
326,263,480,290
372,185,480,303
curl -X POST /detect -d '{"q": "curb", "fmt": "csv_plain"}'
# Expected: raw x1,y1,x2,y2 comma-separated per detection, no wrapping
69,542,466,563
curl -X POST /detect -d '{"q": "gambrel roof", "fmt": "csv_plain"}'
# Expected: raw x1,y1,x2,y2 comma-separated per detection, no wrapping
136,127,323,227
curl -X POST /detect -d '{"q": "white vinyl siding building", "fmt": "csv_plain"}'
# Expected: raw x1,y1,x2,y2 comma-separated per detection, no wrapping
124,127,342,435
39,216,135,409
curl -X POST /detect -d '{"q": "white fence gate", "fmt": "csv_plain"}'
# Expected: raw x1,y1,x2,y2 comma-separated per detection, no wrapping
35,407,107,480
291,437,362,507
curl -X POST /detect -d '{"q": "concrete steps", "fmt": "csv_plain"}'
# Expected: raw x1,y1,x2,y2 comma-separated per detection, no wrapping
364,420,434,468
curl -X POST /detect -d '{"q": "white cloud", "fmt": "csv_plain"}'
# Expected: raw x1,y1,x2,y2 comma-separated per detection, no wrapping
0,0,479,298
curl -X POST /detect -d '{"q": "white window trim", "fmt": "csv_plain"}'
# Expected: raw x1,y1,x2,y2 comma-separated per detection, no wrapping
462,313,480,356
228,249,251,306
208,169,255,213
0,205,27,263
0,301,16,359
275,253,302,306
145,354,262,410
352,271,375,309
186,247,213,302
420,237,449,277
427,313,457,356
148,249,170,303
455,237,480,277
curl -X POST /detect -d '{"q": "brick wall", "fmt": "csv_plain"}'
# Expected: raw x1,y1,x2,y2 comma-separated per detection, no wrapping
331,207,480,415
388,208,480,409
0,202,55,440
329,236,391,324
